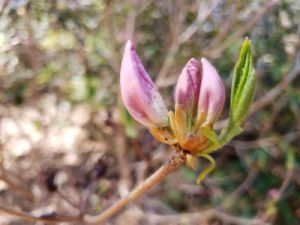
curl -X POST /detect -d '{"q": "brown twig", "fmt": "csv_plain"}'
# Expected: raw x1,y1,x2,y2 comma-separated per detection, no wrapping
156,0,220,87
259,166,294,223
178,0,221,44
204,0,279,58
0,173,34,202
0,141,34,201
155,0,184,87
0,0,8,16
115,124,132,193
276,169,293,201
250,23,300,114
83,150,186,224
147,209,270,225
56,189,81,212
230,131,300,151
125,0,137,41
206,2,237,51
250,60,300,114
224,167,259,207
0,205,80,224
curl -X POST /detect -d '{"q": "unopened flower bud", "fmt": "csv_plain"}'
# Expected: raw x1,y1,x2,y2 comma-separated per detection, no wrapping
120,40,168,127
175,58,201,117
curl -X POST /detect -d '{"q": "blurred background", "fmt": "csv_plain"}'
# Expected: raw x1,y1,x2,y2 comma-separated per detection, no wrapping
0,0,300,224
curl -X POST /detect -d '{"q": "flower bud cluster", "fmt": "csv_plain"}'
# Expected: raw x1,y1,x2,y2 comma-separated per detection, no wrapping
120,41,225,155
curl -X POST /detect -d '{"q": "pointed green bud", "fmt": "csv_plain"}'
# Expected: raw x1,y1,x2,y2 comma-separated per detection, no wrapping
230,38,256,126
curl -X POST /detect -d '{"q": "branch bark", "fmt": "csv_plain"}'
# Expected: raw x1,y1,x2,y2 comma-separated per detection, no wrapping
83,151,186,224
0,205,80,224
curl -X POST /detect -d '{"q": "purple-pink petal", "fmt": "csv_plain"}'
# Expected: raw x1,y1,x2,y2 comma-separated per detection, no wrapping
175,58,201,115
198,57,225,123
120,40,168,127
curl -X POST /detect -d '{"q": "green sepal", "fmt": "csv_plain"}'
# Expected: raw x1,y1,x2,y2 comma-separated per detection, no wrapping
186,154,198,170
196,154,216,184
198,126,243,155
201,127,220,145
220,125,243,146
197,143,219,155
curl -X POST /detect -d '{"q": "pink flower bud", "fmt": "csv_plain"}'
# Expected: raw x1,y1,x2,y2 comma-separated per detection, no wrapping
175,58,201,116
120,40,168,127
198,58,225,123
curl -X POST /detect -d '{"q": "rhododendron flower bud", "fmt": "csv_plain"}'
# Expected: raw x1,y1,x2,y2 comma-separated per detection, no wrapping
171,57,225,152
197,57,225,124
119,38,255,185
175,58,201,117
120,40,168,127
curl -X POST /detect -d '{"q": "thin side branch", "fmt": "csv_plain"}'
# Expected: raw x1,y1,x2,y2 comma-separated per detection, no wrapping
83,151,186,224
0,205,80,224
147,209,270,225
0,0,8,16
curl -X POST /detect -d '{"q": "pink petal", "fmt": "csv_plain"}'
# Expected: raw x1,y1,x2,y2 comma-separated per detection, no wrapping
120,40,168,127
198,57,225,123
175,58,201,116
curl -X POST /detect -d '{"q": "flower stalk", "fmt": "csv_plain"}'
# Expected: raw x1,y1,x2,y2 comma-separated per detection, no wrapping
83,151,186,224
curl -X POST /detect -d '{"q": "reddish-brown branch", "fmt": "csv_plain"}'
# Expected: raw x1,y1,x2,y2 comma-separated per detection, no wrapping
83,151,186,224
